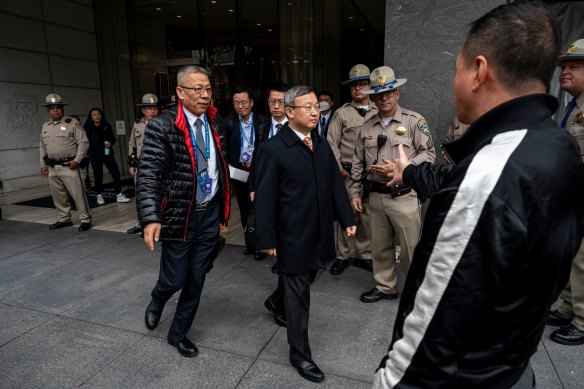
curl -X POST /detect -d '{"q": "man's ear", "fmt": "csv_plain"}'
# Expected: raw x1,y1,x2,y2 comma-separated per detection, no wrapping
472,55,489,92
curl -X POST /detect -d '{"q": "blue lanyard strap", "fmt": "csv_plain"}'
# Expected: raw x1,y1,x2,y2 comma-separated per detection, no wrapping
187,114,211,164
239,113,254,149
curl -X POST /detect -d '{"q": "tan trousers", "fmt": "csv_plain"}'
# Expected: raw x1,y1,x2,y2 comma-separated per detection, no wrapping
337,179,371,260
559,237,584,331
48,165,92,224
368,191,420,294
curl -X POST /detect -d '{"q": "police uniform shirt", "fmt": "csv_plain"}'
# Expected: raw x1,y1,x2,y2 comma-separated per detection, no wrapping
183,108,219,201
327,101,378,171
129,118,147,158
40,116,88,167
565,92,584,160
349,105,436,197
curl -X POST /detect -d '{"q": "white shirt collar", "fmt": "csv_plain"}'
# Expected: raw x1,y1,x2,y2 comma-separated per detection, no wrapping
288,125,310,141
271,116,288,127
183,108,205,127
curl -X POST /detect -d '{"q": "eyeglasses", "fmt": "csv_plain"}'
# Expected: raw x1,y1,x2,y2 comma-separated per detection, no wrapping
233,101,250,107
289,104,321,113
351,80,370,89
374,90,398,99
179,85,212,95
268,99,284,107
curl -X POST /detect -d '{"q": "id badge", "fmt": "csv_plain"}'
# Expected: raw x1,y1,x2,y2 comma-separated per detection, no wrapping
202,178,212,196
197,169,209,190
241,151,251,163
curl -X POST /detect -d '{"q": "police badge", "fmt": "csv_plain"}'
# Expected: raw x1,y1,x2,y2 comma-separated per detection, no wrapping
396,126,407,135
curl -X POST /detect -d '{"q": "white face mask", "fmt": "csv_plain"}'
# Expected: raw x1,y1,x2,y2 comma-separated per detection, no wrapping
319,101,331,111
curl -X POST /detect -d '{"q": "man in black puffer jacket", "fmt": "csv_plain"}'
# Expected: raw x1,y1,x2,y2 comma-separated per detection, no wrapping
137,65,230,358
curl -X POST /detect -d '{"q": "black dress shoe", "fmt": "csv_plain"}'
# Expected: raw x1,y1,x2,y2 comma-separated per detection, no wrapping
127,226,142,234
243,248,253,255
360,287,398,303
330,259,351,275
168,336,198,357
254,251,266,261
546,309,573,327
291,360,325,382
550,324,584,345
264,297,287,328
271,263,279,274
353,258,373,272
78,222,92,232
144,298,166,330
49,221,73,230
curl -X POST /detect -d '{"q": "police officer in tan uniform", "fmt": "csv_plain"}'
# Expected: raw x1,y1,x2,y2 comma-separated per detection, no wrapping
127,93,160,234
547,38,584,345
39,94,92,231
349,66,435,303
445,115,469,143
327,64,378,275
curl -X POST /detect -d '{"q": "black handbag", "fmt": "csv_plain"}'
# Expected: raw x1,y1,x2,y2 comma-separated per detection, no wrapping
244,206,257,252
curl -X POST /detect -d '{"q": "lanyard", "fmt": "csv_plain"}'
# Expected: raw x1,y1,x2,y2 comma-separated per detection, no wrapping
239,113,254,149
186,114,211,164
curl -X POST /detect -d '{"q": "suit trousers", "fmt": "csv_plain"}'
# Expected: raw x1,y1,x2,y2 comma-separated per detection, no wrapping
48,165,92,224
559,237,584,331
368,191,420,294
270,270,318,364
151,199,220,343
232,178,252,235
336,178,371,261
91,155,122,194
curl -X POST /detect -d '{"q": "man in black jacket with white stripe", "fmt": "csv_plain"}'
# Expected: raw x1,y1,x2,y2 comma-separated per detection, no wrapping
374,4,584,388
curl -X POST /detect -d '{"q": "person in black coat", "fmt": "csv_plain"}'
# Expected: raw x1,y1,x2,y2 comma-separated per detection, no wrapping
255,86,356,382
224,87,269,258
83,108,130,204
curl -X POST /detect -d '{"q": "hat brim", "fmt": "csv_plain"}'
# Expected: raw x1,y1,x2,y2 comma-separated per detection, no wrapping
42,102,68,107
341,75,371,86
363,79,407,95
136,103,159,107
559,54,584,61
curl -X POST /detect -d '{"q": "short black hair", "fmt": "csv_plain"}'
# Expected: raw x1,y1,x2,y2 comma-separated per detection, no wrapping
461,3,560,92
318,90,334,101
233,86,253,101
267,81,290,96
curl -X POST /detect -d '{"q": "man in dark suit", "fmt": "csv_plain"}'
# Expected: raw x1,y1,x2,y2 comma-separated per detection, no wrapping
224,87,268,258
138,65,230,358
317,90,334,138
255,85,356,382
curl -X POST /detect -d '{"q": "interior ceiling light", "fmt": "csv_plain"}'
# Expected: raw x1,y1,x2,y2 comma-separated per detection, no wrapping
268,28,273,32
228,9,234,12
211,0,217,3
155,7,162,11
348,16,354,20
257,23,262,26
288,2,292,6
177,15,182,18
360,28,364,31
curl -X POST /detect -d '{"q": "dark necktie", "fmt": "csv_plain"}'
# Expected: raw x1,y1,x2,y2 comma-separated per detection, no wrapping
561,99,577,128
321,116,326,127
195,118,207,203
276,123,283,133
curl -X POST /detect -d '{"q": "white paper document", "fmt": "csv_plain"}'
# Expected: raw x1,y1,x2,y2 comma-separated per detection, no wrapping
229,166,249,183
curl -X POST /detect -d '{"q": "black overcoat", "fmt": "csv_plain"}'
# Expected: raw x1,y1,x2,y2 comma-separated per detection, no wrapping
255,124,355,274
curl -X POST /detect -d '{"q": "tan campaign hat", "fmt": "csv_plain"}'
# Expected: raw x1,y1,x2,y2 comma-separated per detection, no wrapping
136,93,159,106
362,66,407,95
560,39,584,61
341,64,371,85
41,94,68,106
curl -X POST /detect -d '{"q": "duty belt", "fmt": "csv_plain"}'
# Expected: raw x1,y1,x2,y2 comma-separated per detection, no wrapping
43,156,75,167
368,180,412,198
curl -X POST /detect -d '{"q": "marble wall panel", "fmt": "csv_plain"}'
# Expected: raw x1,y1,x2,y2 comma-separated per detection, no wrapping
49,56,100,89
43,0,95,33
45,24,97,61
0,13,47,52
0,48,51,84
0,0,43,20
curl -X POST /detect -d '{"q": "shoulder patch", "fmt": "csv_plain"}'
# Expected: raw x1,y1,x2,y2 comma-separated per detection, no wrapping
65,118,71,123
417,118,430,137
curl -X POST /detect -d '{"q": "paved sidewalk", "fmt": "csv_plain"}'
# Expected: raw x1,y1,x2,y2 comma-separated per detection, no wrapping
0,219,582,388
